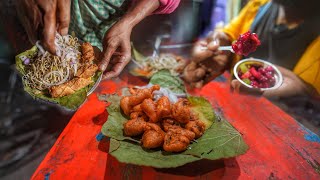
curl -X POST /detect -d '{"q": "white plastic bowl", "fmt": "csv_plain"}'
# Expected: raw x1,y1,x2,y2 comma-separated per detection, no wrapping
233,58,283,91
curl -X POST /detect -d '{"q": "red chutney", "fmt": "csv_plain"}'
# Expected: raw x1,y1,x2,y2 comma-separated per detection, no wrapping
232,31,261,56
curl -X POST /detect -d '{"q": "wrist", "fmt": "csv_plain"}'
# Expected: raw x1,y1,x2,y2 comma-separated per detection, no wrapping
114,17,134,31
121,0,160,27
117,15,136,30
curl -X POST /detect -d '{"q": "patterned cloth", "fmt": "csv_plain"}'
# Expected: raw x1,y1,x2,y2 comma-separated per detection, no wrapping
69,0,129,50
70,0,180,50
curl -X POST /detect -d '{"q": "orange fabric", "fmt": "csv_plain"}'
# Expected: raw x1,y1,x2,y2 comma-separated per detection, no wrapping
293,37,320,93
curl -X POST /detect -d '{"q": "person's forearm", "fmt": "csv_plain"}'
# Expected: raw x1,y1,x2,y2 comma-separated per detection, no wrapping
119,0,161,28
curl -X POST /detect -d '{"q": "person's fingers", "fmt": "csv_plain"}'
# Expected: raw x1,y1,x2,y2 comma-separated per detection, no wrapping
102,55,130,79
103,41,131,79
185,61,197,71
194,68,206,79
230,79,242,93
193,80,204,88
230,79,263,96
192,40,214,63
186,67,206,82
183,61,206,83
207,40,219,51
211,31,231,46
99,40,118,71
212,55,229,71
42,3,57,54
57,0,71,35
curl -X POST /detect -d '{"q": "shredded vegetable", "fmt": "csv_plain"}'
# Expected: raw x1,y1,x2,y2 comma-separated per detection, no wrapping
133,54,185,76
134,84,186,103
23,34,81,91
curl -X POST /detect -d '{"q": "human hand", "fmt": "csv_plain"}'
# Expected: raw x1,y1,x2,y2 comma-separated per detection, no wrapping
99,22,132,79
192,31,231,63
183,31,232,88
183,53,226,88
231,66,319,98
15,0,71,54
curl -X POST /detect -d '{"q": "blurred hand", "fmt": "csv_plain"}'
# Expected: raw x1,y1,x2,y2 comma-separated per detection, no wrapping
183,31,232,88
99,21,132,79
231,66,319,98
15,0,71,54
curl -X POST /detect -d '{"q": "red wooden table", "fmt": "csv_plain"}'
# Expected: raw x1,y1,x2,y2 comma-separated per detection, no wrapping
32,73,320,180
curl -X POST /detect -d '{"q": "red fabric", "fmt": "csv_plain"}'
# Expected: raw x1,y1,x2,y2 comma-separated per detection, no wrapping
154,0,180,14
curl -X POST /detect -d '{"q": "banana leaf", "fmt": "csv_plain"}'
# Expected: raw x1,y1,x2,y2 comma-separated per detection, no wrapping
15,46,102,110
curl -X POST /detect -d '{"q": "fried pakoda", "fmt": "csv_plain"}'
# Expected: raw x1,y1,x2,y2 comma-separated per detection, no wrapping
141,96,171,123
162,119,180,132
141,123,165,149
120,85,160,116
121,85,207,152
156,96,171,118
130,111,148,122
163,127,195,152
171,99,192,124
185,120,206,138
81,42,95,63
49,77,93,98
141,98,158,123
132,104,142,112
123,117,147,136
120,97,132,116
76,64,98,78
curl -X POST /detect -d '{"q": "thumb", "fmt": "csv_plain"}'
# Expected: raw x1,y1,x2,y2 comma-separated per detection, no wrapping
207,40,219,51
230,79,242,93
231,79,263,96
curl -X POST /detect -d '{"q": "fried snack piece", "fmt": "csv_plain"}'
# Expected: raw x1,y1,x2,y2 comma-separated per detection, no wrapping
163,127,195,152
81,42,95,63
171,99,193,124
132,104,142,112
162,119,180,132
75,64,98,78
156,96,171,118
120,97,131,116
49,77,93,98
123,117,147,136
129,87,138,95
141,96,171,123
120,85,160,116
130,111,148,122
141,123,165,149
185,120,206,138
141,98,158,123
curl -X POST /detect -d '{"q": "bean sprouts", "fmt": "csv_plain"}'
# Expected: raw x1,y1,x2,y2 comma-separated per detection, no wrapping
134,54,185,76
23,34,81,91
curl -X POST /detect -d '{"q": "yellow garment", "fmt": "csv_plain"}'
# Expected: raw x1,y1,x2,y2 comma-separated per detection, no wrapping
222,0,320,93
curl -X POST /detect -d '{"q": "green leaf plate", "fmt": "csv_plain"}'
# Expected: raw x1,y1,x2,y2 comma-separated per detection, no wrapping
15,46,102,110
101,93,248,168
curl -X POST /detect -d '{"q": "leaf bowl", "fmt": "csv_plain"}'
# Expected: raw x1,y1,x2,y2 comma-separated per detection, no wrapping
15,46,102,110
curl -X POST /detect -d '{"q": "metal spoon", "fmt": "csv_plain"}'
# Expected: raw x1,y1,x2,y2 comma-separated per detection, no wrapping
201,46,234,53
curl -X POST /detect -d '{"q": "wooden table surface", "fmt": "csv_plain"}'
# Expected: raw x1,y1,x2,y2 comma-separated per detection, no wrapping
32,73,320,180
